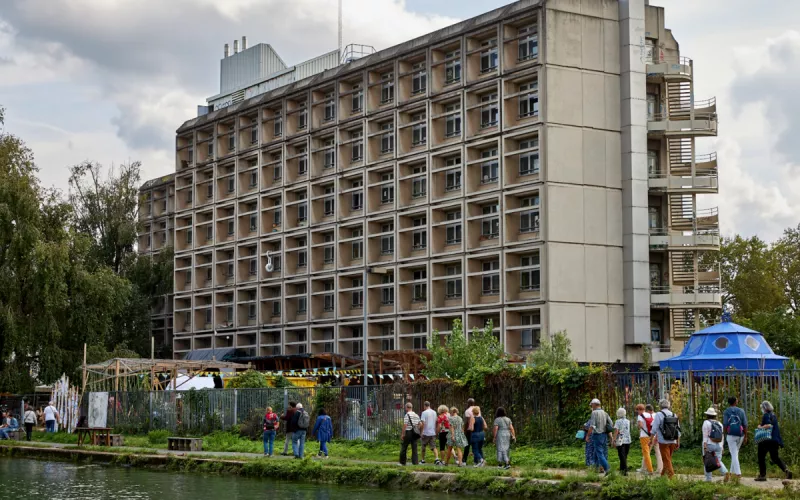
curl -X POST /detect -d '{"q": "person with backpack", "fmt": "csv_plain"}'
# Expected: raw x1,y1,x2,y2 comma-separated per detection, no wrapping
262,406,280,457
312,408,333,459
290,403,310,459
702,407,729,482
280,401,297,456
652,398,680,478
399,402,422,466
723,396,747,482
755,400,793,481
585,398,613,476
635,404,654,474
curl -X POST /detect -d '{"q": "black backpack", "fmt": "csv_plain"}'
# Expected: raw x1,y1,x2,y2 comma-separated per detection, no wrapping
659,411,681,441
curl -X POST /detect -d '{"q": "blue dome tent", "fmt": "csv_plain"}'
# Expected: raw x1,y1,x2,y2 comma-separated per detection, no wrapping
659,314,788,372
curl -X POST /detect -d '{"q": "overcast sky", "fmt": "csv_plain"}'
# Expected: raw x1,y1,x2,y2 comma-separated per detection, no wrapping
1,0,799,241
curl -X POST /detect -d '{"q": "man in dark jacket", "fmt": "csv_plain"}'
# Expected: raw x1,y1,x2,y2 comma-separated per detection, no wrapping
280,402,297,456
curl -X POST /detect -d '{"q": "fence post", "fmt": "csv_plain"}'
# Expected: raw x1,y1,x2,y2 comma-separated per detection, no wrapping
149,391,153,431
234,389,238,427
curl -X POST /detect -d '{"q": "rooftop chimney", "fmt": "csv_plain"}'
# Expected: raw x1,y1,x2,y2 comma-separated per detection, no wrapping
233,39,239,54
224,43,229,58
241,36,248,51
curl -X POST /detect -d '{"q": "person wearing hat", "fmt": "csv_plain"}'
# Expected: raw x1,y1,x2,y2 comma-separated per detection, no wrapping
585,398,613,476
702,407,729,482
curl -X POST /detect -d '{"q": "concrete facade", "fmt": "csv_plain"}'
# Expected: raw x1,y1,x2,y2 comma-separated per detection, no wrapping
140,0,720,363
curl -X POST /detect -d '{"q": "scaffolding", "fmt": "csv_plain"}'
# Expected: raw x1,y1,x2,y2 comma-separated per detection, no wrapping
83,358,249,392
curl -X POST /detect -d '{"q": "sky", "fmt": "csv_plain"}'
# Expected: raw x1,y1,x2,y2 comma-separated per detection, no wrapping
1,0,799,241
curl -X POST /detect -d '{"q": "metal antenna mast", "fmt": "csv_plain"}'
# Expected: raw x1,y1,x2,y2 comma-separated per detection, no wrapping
338,0,343,59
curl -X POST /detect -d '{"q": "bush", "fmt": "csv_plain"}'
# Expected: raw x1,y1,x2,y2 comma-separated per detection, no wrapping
239,409,264,441
227,370,268,389
147,429,169,445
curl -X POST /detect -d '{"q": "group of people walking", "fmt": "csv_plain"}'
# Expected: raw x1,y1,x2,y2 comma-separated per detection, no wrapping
583,397,793,482
400,399,516,468
262,401,332,459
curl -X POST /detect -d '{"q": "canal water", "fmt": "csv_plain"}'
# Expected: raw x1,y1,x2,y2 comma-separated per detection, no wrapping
0,458,450,500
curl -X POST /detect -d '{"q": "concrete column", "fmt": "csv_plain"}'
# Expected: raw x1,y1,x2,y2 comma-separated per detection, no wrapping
619,0,651,347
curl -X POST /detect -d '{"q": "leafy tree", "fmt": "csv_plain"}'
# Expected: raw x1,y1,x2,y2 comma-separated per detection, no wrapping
227,369,269,388
422,319,507,383
773,225,800,314
739,310,800,359
526,331,575,369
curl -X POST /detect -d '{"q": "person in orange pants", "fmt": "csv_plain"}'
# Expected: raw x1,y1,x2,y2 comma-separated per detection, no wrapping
635,404,654,473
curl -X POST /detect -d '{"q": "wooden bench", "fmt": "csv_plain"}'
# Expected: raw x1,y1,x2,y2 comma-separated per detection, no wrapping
109,434,124,446
168,437,202,452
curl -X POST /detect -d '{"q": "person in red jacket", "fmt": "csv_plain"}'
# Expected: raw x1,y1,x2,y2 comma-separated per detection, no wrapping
262,406,280,457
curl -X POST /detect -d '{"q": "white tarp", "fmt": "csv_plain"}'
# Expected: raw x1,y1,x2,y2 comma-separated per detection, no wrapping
167,375,216,391
88,392,108,428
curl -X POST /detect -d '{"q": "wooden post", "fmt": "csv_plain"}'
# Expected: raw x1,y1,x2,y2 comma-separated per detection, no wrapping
114,359,120,393
151,336,155,360
81,343,88,393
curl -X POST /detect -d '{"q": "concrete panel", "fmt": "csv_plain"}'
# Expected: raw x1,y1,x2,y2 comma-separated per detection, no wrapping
624,315,651,345
623,260,651,291
583,129,606,187
623,288,651,317
546,125,583,184
584,245,608,303
603,20,621,73
585,305,609,361
607,248,624,304
620,96,647,128
620,0,646,23
606,189,623,246
546,0,582,15
546,67,583,126
581,17,604,72
548,302,587,360
621,179,649,209
547,184,585,243
546,242,585,302
620,72,647,106
582,72,606,129
546,10,583,68
607,305,626,360
622,233,649,263
621,151,648,181
584,188,608,245
605,75,621,130
620,126,648,156
605,133,622,188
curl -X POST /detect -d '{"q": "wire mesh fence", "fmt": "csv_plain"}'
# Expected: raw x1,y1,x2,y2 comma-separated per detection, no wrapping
94,369,800,443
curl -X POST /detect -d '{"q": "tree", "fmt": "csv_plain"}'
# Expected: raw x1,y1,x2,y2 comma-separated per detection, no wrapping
739,310,800,359
773,225,800,314
227,369,269,389
526,331,575,369
422,319,507,382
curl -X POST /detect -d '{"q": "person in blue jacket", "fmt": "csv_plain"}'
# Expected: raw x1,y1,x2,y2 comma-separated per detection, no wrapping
312,408,334,459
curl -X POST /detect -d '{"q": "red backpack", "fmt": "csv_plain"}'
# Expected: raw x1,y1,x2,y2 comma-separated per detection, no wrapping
643,413,654,435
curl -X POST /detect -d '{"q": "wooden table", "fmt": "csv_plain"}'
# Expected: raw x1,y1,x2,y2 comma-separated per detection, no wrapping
76,427,112,446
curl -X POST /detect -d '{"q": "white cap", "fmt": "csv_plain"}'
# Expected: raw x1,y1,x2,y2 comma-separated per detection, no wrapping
296,403,303,409
590,398,601,406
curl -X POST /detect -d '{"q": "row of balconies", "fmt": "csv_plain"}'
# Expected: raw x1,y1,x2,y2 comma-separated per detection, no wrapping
139,186,175,221
171,189,540,259
176,80,540,181
172,130,540,214
172,305,542,357
137,220,174,254
175,16,540,169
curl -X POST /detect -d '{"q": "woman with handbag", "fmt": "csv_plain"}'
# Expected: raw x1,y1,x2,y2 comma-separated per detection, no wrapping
701,407,728,482
755,401,793,481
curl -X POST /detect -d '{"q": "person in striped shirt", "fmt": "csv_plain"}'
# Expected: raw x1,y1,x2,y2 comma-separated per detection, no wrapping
399,402,422,465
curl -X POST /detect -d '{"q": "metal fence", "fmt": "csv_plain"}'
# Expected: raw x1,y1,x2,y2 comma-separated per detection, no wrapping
94,370,800,443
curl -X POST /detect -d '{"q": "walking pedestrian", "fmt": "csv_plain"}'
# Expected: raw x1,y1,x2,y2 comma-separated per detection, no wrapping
262,406,280,456
586,399,612,476
23,405,37,441
701,407,728,482
290,403,310,459
444,407,467,467
634,404,654,474
312,408,333,459
646,404,663,475
399,402,422,466
652,399,680,479
280,401,297,456
419,401,440,465
436,405,450,464
723,396,747,482
755,400,793,481
43,401,59,433
462,398,475,466
583,419,596,468
613,408,631,475
470,406,486,467
492,407,515,469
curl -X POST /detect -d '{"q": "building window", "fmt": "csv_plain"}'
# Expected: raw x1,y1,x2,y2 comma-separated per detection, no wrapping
297,296,307,314
445,210,462,245
351,286,363,308
445,50,461,84
352,340,363,357
380,233,394,255
520,311,542,349
380,174,394,204
648,150,660,177
273,164,282,180
297,202,307,223
380,72,394,104
226,220,234,236
298,250,307,268
250,127,258,145
413,336,428,350
445,264,462,299
351,84,363,112
520,254,541,291
412,282,427,302
481,204,499,238
323,245,334,264
323,194,335,217
445,103,461,137
480,40,498,73
411,114,427,146
273,118,282,138
520,196,540,233
324,92,336,122
518,139,540,176
382,338,395,351
249,258,257,276
249,214,257,232
298,108,308,130
228,134,236,153
482,260,500,295
186,229,193,245
352,240,363,260
411,175,426,199
206,183,214,200
382,284,394,305
480,94,499,128
350,130,363,162
272,301,281,317
186,189,193,203
518,26,539,62
412,228,427,250
445,168,462,192
481,148,499,183
207,141,214,158
323,140,336,169
518,82,539,118
411,62,427,95
351,180,363,211
323,293,334,312
247,302,257,320
273,208,282,226
380,122,394,154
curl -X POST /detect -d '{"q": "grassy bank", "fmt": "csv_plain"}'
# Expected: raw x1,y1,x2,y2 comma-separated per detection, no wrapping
25,430,796,478
1,442,797,500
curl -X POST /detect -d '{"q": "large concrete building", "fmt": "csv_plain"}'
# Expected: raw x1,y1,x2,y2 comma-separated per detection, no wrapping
142,0,720,363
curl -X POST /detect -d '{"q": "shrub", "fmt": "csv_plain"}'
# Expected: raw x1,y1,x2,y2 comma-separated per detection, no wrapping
147,430,169,445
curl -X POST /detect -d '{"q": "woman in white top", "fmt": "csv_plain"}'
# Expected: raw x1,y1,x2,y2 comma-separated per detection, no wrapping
23,405,37,441
702,407,728,482
613,408,632,475
637,403,662,474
